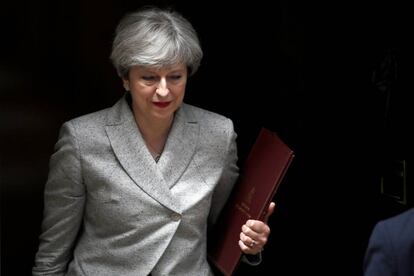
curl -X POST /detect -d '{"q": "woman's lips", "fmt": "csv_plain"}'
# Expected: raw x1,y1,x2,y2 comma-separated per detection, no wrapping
153,101,171,108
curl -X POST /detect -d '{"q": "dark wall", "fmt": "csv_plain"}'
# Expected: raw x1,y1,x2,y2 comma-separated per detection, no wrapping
1,1,412,275
301,2,413,275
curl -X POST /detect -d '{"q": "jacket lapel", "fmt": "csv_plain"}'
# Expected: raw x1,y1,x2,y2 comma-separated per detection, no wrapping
104,97,182,214
157,104,199,189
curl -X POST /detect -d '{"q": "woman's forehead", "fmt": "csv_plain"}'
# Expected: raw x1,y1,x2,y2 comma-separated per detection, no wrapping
135,63,187,73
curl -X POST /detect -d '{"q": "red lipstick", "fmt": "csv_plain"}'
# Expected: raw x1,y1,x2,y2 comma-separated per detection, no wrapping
153,101,171,108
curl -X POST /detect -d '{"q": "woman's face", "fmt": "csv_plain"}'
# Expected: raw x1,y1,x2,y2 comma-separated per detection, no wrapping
124,63,188,122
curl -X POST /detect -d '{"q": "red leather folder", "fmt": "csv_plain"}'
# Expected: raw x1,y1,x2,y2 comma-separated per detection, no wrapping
208,128,295,276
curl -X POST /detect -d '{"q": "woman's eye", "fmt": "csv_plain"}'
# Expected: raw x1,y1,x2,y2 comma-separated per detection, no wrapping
142,76,156,81
169,75,182,80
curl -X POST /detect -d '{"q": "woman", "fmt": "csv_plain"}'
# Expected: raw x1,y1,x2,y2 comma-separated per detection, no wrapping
33,7,274,275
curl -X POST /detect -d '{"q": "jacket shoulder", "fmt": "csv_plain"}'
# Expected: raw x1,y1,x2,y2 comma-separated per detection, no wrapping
70,108,109,126
383,208,414,234
181,103,234,132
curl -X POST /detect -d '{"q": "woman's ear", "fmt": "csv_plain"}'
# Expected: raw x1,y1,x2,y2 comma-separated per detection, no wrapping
122,78,130,91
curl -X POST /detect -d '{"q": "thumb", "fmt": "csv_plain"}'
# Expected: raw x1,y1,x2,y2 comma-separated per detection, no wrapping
264,202,276,224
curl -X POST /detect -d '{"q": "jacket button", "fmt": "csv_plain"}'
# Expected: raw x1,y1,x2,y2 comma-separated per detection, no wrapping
171,213,181,221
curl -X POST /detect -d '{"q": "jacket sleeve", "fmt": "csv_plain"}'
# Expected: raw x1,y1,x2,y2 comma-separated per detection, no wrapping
363,221,395,276
208,121,263,266
208,120,239,227
33,121,85,276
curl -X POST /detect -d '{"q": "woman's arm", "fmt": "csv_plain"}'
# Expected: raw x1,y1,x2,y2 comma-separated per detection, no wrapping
208,121,239,227
33,122,86,276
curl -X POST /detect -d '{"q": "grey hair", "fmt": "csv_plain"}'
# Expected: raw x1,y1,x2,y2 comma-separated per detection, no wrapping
110,7,203,78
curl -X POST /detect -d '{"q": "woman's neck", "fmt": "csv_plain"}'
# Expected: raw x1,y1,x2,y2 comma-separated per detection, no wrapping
134,113,174,155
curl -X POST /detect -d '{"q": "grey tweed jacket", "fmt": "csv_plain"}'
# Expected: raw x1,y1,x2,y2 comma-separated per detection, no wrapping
33,95,239,276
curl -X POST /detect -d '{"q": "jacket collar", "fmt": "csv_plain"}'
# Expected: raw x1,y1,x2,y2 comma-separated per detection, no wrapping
104,94,199,213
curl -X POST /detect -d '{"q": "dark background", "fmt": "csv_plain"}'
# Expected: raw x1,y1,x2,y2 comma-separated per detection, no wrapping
1,1,413,275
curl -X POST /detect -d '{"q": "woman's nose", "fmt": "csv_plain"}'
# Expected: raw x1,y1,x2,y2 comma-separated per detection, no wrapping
156,78,169,97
